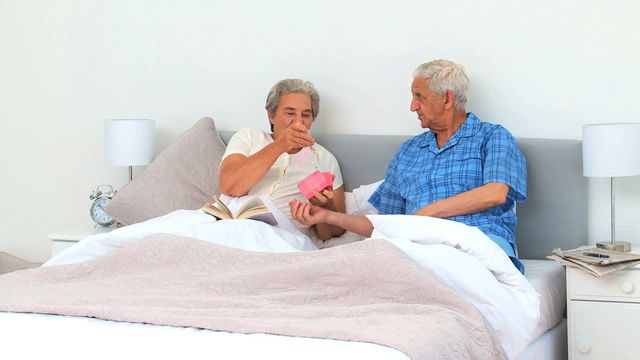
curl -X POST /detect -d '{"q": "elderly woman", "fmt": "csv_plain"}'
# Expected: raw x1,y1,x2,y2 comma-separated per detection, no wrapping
220,79,345,241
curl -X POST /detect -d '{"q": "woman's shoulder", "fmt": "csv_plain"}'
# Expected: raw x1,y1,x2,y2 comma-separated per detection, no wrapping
230,127,272,144
233,127,269,138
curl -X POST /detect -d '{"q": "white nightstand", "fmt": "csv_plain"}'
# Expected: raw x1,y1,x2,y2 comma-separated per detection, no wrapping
566,265,640,359
49,226,113,257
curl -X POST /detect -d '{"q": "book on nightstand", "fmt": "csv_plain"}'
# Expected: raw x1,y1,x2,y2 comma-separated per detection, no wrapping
547,247,640,277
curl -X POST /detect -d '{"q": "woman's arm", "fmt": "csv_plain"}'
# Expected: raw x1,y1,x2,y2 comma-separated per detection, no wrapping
219,143,284,196
220,124,314,196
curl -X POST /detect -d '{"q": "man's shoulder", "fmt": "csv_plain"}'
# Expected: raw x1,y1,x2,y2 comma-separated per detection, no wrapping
470,114,517,141
403,131,431,147
391,132,431,158
468,113,511,135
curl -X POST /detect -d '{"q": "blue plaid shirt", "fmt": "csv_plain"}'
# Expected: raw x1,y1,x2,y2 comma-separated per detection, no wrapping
369,113,527,270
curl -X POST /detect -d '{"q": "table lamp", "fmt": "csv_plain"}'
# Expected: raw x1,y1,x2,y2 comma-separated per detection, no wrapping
104,119,155,181
582,123,640,252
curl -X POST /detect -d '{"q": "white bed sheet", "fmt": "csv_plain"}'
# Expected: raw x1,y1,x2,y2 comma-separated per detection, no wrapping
0,312,408,360
517,319,567,360
521,259,566,339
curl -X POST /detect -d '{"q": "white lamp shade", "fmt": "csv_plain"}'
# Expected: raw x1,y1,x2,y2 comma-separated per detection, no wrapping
104,119,155,166
582,123,640,177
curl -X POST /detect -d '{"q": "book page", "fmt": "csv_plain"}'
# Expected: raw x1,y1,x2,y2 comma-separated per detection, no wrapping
213,195,233,217
218,194,300,233
258,195,299,234
239,211,278,226
214,195,277,226
202,202,232,220
236,196,268,216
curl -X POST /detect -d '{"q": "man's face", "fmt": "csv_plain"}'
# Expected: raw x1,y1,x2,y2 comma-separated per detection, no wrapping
410,77,446,129
269,92,314,137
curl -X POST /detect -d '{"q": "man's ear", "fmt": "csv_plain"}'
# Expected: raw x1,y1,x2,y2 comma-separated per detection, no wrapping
442,90,454,110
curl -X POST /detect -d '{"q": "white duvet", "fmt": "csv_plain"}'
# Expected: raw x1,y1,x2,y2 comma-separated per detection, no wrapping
23,209,539,360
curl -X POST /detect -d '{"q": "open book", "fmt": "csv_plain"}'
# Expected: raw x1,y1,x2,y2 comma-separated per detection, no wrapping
547,247,640,277
202,194,278,226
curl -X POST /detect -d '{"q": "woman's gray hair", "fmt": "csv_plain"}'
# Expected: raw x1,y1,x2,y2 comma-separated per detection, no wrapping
265,79,320,119
413,60,469,110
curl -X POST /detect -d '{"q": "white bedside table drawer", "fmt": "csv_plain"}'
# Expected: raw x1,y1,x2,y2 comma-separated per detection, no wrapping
568,268,640,303
49,227,113,258
570,300,640,359
51,240,78,257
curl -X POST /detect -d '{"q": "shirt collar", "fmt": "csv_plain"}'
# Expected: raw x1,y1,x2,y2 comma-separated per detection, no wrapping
418,113,480,151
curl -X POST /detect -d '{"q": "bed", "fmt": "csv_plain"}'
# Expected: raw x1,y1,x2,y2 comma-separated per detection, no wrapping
0,119,585,360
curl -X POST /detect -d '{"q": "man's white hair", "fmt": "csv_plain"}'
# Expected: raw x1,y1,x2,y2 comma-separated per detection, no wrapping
413,60,469,110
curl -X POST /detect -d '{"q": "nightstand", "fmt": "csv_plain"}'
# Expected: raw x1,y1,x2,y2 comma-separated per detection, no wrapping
566,265,640,359
49,226,113,257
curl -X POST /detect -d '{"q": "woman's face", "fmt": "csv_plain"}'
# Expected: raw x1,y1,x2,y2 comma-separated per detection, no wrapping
269,92,314,139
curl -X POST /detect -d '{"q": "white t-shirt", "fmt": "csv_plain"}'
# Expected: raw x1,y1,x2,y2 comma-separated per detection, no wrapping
221,127,344,233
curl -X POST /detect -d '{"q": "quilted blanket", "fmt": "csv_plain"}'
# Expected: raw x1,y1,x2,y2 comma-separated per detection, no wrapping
0,234,505,360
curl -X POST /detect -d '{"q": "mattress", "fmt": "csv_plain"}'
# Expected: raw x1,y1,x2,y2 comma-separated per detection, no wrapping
521,259,567,339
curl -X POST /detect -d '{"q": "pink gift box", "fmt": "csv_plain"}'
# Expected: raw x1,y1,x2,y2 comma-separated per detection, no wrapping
297,170,333,199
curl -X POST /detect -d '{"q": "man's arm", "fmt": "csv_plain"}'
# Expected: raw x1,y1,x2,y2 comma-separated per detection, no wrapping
290,200,374,238
312,186,346,240
413,182,509,218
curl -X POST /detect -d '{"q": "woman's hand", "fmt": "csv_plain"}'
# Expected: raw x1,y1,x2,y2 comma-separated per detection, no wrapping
274,122,315,154
309,187,335,210
289,199,329,226
308,173,336,209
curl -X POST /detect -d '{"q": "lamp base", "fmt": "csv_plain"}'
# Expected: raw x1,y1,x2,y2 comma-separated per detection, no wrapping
596,241,632,252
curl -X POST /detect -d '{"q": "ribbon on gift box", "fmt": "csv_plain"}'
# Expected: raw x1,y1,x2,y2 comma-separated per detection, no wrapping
297,170,333,199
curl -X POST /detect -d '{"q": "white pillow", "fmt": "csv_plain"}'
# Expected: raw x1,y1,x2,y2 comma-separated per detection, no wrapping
347,180,383,215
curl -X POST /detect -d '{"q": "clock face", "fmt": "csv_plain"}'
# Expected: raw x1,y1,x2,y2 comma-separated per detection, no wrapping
90,197,113,226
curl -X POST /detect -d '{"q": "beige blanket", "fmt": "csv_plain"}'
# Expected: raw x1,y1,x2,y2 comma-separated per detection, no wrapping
0,234,505,360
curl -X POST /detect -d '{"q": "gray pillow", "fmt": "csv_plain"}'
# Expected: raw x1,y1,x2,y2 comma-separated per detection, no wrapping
106,117,226,225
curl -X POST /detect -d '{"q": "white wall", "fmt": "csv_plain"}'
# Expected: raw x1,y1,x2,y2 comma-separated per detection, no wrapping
1,0,639,262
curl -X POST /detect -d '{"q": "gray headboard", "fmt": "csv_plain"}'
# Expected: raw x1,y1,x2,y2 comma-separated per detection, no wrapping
219,131,587,259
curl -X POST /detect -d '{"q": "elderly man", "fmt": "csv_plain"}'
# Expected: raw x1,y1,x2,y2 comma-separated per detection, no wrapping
289,60,527,272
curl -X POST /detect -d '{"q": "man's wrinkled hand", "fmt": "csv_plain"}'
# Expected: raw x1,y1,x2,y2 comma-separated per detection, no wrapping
289,199,328,226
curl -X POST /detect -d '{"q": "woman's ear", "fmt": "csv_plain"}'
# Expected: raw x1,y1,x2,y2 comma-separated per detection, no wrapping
267,111,275,132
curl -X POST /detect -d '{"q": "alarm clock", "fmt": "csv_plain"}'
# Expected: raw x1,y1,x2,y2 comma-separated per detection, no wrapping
90,184,116,226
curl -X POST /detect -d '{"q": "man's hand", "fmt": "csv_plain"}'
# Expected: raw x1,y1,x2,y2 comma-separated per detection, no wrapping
274,122,315,153
289,199,329,226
